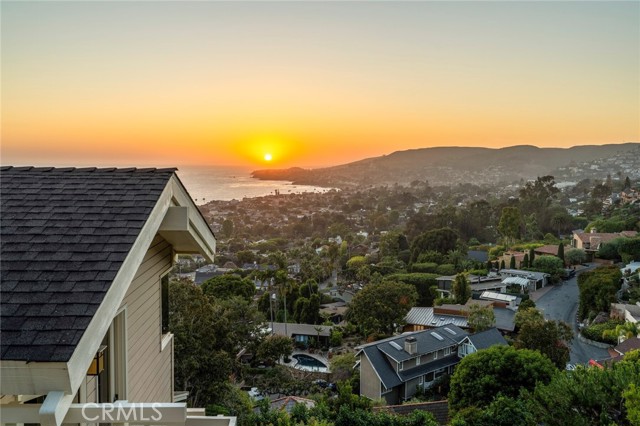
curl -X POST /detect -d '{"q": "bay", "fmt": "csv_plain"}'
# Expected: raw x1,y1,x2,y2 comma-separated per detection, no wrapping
175,165,332,204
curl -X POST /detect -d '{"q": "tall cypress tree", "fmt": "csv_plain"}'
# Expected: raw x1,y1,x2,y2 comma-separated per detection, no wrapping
557,242,565,265
500,259,506,270
510,255,516,269
529,248,536,265
523,253,530,268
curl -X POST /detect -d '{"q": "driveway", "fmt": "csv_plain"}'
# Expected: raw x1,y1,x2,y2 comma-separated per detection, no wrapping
534,269,610,365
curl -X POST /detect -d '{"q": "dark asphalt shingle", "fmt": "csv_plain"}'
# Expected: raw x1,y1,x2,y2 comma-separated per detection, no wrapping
0,166,175,362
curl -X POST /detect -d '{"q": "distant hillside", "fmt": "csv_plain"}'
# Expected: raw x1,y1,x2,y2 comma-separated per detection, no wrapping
251,143,640,188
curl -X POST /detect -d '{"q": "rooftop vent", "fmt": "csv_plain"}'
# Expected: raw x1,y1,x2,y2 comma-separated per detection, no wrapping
431,332,444,341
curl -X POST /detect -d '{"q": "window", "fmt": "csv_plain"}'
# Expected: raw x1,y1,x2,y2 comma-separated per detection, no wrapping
416,355,421,366
444,346,451,356
433,350,438,360
399,361,404,371
161,274,169,334
418,375,424,385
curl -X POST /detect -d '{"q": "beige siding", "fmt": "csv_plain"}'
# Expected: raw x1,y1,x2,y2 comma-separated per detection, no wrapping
85,376,97,403
120,236,174,403
359,354,381,400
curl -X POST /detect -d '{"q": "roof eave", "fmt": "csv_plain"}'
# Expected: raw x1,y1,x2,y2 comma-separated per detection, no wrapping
0,360,71,395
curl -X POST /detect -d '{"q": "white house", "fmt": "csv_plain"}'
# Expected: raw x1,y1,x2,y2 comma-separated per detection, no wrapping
0,167,234,426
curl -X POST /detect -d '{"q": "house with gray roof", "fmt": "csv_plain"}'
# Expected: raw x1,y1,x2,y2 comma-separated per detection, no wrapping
356,325,468,404
0,167,233,426
458,328,508,358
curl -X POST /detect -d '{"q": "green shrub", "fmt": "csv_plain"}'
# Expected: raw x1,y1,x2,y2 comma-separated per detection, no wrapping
582,320,623,344
436,264,457,276
410,262,439,273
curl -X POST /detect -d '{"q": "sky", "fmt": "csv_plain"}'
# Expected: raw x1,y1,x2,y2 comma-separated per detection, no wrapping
2,1,638,169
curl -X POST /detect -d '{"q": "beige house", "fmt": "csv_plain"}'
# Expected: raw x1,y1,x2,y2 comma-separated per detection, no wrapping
571,229,637,254
0,167,234,426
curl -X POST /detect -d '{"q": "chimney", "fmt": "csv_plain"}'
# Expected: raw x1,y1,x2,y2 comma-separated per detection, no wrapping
404,337,417,355
591,227,597,233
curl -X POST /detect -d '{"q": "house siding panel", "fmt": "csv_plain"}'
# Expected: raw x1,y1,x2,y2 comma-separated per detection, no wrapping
404,377,421,400
121,236,173,403
360,355,381,400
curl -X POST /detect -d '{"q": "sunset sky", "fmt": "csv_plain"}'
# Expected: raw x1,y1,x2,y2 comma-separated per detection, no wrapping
2,1,638,169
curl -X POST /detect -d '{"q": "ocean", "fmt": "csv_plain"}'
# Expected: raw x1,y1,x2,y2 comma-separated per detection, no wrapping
175,165,332,204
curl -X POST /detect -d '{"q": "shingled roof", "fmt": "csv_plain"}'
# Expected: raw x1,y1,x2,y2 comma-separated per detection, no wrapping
0,166,176,362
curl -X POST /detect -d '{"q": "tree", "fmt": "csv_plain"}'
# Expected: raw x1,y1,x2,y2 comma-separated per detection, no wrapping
467,303,495,332
529,248,535,265
498,207,522,246
527,356,640,426
514,308,573,369
221,219,234,238
452,273,471,304
330,352,357,382
557,242,565,264
517,298,536,311
410,227,459,262
386,273,438,307
500,259,506,270
509,255,516,269
449,345,556,413
522,253,529,268
551,212,572,237
518,176,560,231
201,274,256,302
235,249,255,266
565,248,586,266
578,266,622,320
169,279,235,407
532,255,564,282
255,335,293,365
347,281,418,336
451,395,536,426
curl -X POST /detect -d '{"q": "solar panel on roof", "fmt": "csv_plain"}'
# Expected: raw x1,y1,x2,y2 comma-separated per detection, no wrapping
443,327,456,335
389,341,403,350
430,332,444,341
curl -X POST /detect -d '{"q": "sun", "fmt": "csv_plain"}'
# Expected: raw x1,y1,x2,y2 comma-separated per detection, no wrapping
264,153,273,162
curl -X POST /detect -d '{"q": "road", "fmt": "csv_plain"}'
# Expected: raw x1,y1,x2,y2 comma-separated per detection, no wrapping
535,269,610,365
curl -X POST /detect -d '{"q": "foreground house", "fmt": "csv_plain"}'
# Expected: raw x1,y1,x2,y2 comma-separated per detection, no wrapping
0,167,234,426
356,325,469,404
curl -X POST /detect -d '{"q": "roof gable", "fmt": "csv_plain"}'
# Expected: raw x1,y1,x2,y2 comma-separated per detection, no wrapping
0,167,175,362
465,328,508,350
